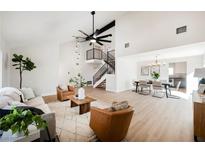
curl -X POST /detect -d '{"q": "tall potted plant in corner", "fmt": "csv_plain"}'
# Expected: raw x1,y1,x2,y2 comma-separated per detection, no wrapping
69,73,87,99
12,54,36,89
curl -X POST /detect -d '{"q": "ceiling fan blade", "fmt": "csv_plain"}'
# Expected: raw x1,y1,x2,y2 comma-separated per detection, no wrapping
93,20,115,36
98,39,112,43
97,34,112,39
78,30,89,37
78,40,88,42
96,41,103,46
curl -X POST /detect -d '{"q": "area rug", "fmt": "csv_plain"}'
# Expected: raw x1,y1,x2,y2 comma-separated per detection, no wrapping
47,100,111,142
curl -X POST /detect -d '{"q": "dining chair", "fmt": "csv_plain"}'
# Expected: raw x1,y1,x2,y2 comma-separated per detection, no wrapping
152,81,165,98
132,80,137,92
138,80,151,95
176,81,181,91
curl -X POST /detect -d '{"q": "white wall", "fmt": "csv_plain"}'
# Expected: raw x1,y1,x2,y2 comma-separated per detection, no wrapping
0,20,2,87
58,41,81,86
115,12,205,58
115,56,137,92
9,42,59,95
0,16,9,88
174,62,187,74
106,74,116,92
59,41,103,86
203,53,205,67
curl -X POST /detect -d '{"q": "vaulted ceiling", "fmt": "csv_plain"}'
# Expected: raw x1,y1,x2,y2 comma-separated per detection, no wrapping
0,11,126,48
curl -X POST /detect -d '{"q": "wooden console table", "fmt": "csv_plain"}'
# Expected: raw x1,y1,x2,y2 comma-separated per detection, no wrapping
192,91,205,141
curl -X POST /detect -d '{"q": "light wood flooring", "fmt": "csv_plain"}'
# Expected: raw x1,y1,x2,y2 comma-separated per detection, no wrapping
45,86,194,141
85,87,194,141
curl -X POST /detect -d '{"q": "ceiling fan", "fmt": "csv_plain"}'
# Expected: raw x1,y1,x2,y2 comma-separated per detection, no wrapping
73,11,115,46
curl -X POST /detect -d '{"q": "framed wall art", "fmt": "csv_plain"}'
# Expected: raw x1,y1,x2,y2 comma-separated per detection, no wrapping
141,66,150,76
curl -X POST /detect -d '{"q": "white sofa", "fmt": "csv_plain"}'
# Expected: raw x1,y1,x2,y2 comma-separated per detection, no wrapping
0,87,56,141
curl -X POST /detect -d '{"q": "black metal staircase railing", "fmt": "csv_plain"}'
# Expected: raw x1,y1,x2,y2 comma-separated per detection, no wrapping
86,48,103,60
91,49,115,85
102,51,115,70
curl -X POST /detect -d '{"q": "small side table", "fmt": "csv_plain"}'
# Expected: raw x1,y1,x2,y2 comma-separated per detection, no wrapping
69,96,96,114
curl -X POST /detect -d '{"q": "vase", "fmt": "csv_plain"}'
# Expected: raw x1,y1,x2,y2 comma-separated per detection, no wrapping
78,87,85,99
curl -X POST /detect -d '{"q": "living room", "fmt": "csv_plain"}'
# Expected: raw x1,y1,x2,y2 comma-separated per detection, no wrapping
1,2,205,152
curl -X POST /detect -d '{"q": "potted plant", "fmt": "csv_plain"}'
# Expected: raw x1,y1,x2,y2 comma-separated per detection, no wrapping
69,73,87,99
151,71,160,80
0,108,47,137
12,54,36,89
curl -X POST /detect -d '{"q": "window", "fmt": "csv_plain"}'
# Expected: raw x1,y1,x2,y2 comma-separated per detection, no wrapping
169,67,174,75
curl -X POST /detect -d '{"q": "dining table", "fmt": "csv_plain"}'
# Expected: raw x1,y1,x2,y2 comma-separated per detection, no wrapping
135,81,171,98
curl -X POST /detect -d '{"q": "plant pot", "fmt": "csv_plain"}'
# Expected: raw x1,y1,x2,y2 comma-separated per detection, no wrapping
12,131,24,138
78,87,85,100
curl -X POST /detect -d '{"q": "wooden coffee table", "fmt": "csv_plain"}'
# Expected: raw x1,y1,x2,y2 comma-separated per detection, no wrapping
69,96,96,114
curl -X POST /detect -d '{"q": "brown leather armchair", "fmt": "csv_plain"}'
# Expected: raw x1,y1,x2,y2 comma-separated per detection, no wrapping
89,106,134,142
56,86,75,101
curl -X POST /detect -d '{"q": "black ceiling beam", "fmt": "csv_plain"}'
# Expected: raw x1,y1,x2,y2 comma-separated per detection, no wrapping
93,20,115,36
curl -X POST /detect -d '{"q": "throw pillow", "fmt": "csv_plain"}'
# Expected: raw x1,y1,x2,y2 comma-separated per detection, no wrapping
20,88,35,101
0,87,23,102
111,101,129,111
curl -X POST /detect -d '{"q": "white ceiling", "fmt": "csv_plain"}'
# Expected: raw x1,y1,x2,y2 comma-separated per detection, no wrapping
0,11,126,48
120,42,205,61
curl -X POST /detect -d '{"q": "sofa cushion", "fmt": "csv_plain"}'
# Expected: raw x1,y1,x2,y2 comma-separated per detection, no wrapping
37,104,52,114
20,87,35,101
25,96,45,107
111,101,129,111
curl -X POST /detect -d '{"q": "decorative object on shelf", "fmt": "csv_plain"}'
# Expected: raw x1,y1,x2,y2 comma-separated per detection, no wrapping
0,108,47,137
194,67,205,93
72,11,114,46
12,54,36,89
151,71,160,80
69,73,87,99
141,66,150,76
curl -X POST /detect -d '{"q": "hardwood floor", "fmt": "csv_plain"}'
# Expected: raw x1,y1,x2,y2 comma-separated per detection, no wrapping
85,86,194,141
